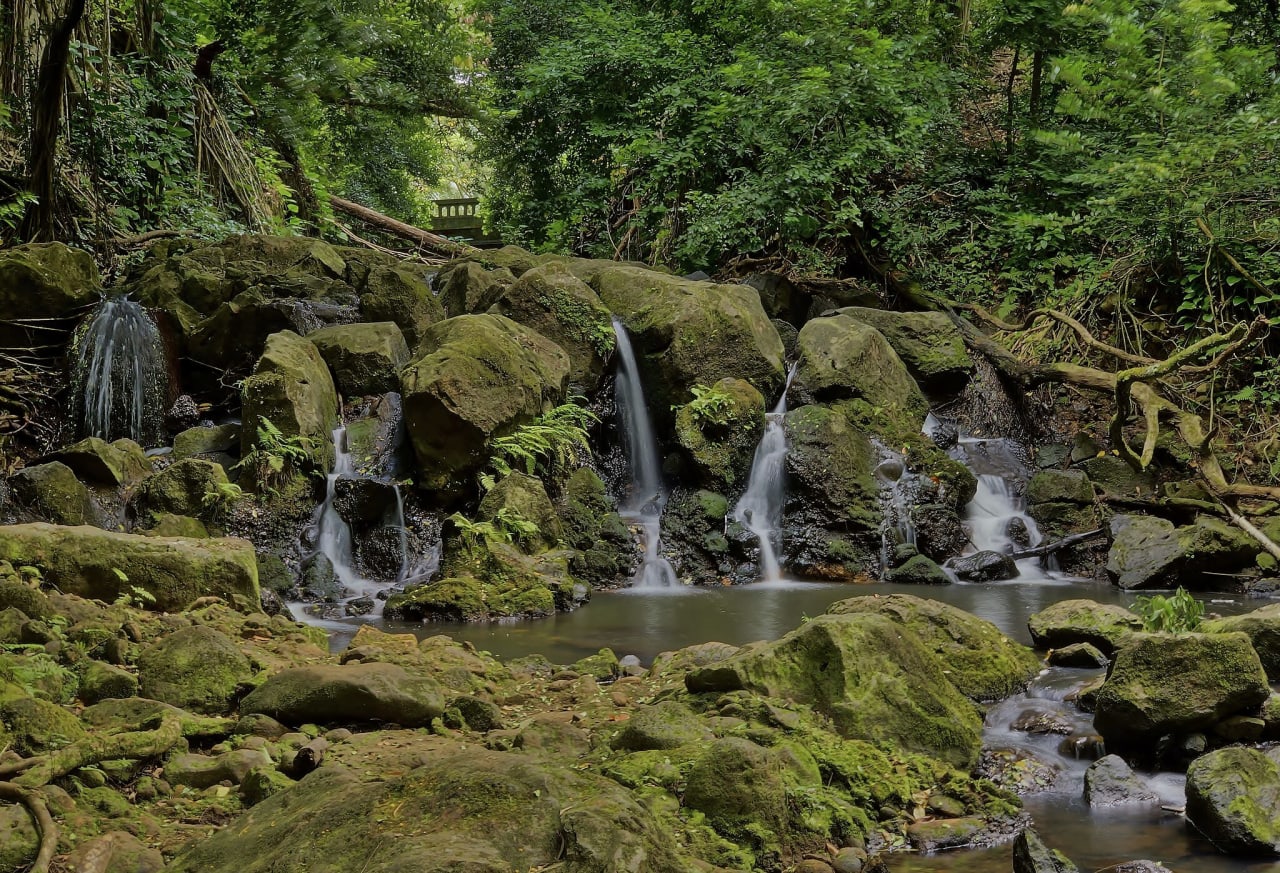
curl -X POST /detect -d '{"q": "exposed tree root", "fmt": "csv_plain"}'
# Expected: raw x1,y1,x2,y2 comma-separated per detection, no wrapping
0,712,231,872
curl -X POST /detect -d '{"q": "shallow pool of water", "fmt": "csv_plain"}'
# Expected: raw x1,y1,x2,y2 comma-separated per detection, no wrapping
327,577,1262,663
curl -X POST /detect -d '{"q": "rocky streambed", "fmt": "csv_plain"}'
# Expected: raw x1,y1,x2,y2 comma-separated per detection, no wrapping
3,232,1280,871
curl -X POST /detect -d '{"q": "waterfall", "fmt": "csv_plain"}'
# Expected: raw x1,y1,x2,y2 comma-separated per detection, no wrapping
874,448,920,571
611,318,678,588
733,364,797,582
71,297,168,446
306,425,413,617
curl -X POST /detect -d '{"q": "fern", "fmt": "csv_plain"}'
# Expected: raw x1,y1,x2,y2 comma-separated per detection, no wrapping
234,416,317,495
485,399,597,486
680,383,736,427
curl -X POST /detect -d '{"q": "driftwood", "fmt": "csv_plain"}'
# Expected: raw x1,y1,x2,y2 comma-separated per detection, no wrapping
1008,528,1105,560
328,195,480,260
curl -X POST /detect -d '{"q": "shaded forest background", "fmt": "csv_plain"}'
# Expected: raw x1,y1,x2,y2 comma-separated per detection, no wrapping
2,0,1280,456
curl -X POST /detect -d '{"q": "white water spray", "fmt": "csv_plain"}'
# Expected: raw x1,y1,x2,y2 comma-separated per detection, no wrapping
733,365,798,582
612,319,679,588
72,298,168,446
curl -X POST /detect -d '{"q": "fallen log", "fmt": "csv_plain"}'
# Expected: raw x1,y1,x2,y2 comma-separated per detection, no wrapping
1008,528,1105,560
328,195,480,259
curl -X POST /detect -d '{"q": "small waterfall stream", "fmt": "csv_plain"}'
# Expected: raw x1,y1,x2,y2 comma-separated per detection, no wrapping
71,297,168,446
733,364,798,582
305,425,413,617
611,318,679,588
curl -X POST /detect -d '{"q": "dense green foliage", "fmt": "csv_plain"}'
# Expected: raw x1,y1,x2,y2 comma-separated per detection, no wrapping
0,0,475,239
479,0,1280,323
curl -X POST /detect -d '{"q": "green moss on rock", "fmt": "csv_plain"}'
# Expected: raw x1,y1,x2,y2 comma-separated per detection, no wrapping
674,378,766,491
136,625,253,715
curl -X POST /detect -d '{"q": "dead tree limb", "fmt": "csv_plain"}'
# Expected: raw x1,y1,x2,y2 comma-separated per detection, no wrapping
328,196,480,259
1008,528,1105,560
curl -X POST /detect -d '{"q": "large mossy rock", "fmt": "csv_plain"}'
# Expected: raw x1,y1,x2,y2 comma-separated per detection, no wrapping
43,437,149,486
673,378,765,491
1013,828,1080,873
1106,513,1259,589
358,264,444,347
136,625,252,715
782,405,881,577
0,243,101,345
130,458,230,527
793,313,927,427
0,523,259,611
477,473,563,552
239,662,445,727
1027,599,1143,655
439,260,514,316
170,749,686,873
592,265,785,417
489,262,615,390
557,468,631,588
835,307,972,392
1093,632,1270,748
1185,746,1280,857
7,462,96,526
685,612,984,767
828,594,1040,702
307,321,409,396
1201,603,1280,680
400,314,570,493
240,330,339,468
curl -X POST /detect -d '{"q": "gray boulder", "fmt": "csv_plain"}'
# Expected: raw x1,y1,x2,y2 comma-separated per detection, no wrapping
1186,746,1280,857
1083,755,1159,808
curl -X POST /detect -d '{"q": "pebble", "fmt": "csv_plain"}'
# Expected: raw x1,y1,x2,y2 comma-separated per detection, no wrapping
610,691,630,707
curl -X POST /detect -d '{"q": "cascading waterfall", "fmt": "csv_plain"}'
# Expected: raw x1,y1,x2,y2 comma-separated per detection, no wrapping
71,297,168,446
611,318,678,588
733,364,798,582
307,425,412,616
873,447,920,571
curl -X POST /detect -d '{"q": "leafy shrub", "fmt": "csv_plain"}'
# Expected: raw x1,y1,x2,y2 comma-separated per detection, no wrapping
1134,587,1204,633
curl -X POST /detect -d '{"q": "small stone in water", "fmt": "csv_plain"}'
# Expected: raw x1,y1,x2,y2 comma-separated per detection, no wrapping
345,597,375,617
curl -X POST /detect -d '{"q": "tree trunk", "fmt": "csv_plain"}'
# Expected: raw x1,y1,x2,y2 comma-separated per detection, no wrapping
1005,46,1020,158
21,0,88,241
1030,50,1044,119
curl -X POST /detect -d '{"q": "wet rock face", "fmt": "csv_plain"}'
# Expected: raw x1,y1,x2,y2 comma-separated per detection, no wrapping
949,550,1018,582
1093,631,1270,750
1201,602,1280,681
307,321,410,397
1106,513,1259,590
1082,755,1159,808
832,307,973,394
239,330,340,471
1186,746,1280,857
1012,827,1080,873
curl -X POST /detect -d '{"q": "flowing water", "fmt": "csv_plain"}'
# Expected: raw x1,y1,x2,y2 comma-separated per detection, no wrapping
611,318,679,588
299,425,413,621
733,364,798,582
71,297,168,446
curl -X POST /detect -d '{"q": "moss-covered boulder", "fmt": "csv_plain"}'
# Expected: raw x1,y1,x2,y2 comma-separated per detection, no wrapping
1028,600,1143,655
1093,632,1270,748
240,330,339,469
7,462,97,526
0,803,39,873
683,736,798,847
782,405,881,577
477,473,563,551
886,553,952,585
43,437,148,486
239,662,444,727
439,260,515,316
79,660,139,704
131,458,231,526
386,540,581,621
828,594,1040,702
1013,828,1080,873
359,264,444,346
1106,513,1259,589
0,243,101,345
1201,603,1280,680
592,264,786,418
1186,746,1280,857
0,523,260,611
489,262,616,390
400,314,570,493
307,321,410,396
793,314,927,427
611,700,712,751
0,694,87,755
673,378,766,492
686,612,984,767
136,625,253,714
172,424,240,461
557,468,631,588
170,749,687,873
835,307,972,392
